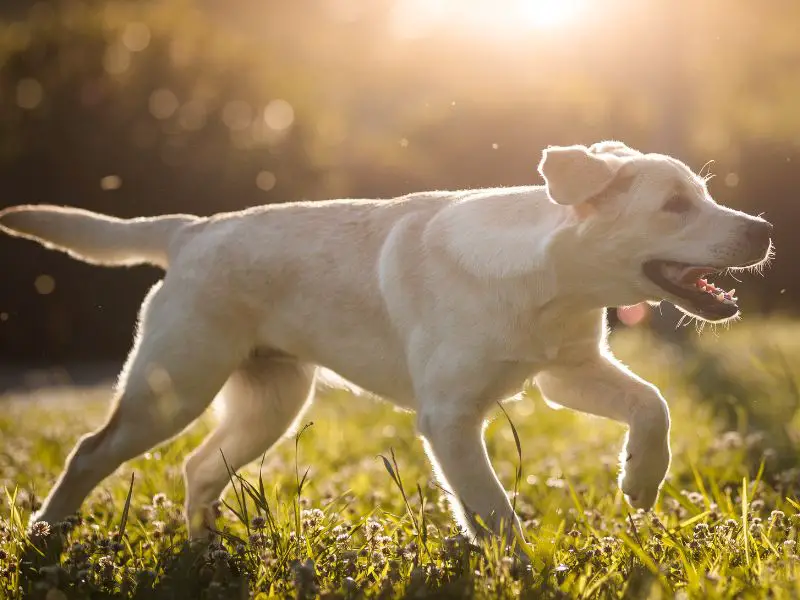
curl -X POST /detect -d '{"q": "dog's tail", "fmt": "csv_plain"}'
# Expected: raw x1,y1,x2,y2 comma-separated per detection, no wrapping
0,204,200,269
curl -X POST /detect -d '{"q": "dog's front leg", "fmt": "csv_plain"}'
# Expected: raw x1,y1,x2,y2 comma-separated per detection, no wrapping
416,402,523,544
534,354,671,510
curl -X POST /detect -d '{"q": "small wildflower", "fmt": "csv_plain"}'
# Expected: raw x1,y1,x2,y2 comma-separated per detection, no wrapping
251,515,266,530
97,555,115,582
211,548,229,561
686,491,705,506
371,550,386,567
151,493,168,507
693,523,710,539
30,521,51,538
770,510,786,526
366,518,383,535
137,505,155,523
650,514,665,529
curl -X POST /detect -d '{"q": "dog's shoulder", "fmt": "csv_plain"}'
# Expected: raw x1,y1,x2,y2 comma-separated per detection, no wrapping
420,186,568,281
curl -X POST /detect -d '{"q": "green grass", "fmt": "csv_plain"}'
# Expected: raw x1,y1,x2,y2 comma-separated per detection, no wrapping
2,319,800,598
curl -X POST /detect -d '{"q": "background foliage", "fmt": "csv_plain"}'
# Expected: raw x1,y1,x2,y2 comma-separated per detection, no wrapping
0,0,798,365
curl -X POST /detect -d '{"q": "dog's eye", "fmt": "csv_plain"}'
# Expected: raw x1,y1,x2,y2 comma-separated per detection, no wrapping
662,195,693,213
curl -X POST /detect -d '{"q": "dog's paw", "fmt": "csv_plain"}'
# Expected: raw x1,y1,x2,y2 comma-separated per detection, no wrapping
618,443,670,510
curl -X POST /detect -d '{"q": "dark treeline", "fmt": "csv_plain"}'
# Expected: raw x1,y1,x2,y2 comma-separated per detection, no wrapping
0,0,797,365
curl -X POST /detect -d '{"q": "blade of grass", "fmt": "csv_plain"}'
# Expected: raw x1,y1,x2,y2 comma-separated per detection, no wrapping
118,473,135,540
742,476,751,568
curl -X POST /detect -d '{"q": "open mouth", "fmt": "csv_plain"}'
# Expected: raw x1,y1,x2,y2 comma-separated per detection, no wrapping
642,260,739,320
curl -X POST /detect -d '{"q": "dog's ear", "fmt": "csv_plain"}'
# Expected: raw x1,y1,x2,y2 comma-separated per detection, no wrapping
588,140,643,158
538,144,626,206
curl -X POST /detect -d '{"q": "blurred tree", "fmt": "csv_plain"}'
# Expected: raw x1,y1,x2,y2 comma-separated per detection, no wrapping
1,0,798,369
0,0,323,364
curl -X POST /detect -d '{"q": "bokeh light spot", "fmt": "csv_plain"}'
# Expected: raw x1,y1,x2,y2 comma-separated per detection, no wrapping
263,99,294,131
122,22,151,52
256,171,277,192
725,172,740,187
16,78,42,109
34,275,55,295
100,175,122,190
149,89,179,119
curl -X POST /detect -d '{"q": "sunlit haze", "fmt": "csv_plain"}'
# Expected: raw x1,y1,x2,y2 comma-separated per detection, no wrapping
390,0,589,39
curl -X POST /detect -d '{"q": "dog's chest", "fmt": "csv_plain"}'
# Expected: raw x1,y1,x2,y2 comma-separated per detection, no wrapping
492,305,604,368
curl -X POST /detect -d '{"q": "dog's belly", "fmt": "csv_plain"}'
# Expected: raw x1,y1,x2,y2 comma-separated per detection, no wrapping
256,322,418,408
314,350,417,408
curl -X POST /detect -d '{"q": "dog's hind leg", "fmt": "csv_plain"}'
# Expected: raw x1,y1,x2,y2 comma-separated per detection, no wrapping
182,354,317,539
31,279,251,528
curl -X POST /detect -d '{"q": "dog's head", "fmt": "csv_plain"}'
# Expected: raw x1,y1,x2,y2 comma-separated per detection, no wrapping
538,141,773,322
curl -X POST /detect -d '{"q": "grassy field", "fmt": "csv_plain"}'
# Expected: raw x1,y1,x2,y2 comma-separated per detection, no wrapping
2,320,800,599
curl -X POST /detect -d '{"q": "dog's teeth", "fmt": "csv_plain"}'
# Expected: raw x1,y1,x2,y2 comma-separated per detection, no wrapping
715,292,725,302
729,288,736,296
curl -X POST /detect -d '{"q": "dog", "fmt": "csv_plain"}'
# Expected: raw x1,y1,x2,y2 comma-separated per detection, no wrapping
0,140,773,543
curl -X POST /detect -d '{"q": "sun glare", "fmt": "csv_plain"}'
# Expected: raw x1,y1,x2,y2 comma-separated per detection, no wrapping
518,0,585,29
390,0,588,40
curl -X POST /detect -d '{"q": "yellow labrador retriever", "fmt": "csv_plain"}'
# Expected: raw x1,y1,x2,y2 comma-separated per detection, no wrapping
0,140,773,543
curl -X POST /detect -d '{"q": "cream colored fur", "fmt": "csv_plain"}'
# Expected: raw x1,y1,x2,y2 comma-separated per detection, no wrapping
0,140,773,544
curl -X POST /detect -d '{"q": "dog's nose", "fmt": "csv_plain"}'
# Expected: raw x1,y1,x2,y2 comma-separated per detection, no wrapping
746,220,773,247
